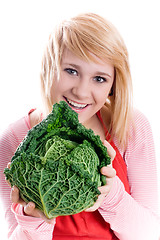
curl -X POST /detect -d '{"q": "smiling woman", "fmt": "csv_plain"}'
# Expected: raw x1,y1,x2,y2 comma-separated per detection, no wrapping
0,11,160,240
41,15,132,147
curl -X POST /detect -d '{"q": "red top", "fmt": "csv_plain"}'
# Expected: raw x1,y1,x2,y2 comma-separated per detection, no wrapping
53,112,130,239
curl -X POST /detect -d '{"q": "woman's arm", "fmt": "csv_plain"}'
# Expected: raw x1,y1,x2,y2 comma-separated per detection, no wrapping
0,118,56,240
0,122,25,238
98,110,160,240
0,115,52,239
99,176,160,240
9,203,55,240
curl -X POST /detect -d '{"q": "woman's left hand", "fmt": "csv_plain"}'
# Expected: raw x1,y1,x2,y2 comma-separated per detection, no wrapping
85,140,116,212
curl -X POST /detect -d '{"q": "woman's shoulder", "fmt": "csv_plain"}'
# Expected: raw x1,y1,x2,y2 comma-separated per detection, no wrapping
133,108,150,124
0,108,41,146
0,115,29,157
126,108,154,152
131,108,153,136
29,108,42,128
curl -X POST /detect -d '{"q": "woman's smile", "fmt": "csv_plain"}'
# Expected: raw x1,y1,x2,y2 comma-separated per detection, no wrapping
63,96,89,111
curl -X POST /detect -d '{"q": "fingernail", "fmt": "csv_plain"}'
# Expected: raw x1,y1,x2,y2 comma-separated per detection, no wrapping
28,203,33,208
12,186,17,192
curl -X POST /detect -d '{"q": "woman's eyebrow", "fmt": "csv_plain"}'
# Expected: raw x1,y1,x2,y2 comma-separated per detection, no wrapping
63,63,80,69
94,71,112,78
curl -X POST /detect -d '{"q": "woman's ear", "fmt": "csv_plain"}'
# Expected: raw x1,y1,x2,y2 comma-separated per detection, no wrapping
109,68,116,96
109,86,114,96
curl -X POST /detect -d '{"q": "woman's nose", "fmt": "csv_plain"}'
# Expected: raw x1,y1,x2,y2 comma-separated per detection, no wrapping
72,78,91,99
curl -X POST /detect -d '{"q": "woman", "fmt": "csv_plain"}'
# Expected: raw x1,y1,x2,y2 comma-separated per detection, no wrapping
0,13,160,239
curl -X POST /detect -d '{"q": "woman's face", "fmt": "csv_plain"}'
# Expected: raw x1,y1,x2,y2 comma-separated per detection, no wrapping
51,49,114,126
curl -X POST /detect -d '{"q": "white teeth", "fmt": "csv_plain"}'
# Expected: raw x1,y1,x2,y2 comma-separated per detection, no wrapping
67,98,87,108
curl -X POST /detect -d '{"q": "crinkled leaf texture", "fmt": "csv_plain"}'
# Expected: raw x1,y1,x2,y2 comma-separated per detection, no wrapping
4,101,110,218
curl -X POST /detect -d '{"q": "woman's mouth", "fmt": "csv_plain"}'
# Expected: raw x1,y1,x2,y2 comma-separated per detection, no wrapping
64,97,88,110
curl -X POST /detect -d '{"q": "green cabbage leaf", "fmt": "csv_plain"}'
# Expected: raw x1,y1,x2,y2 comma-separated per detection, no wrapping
4,101,110,218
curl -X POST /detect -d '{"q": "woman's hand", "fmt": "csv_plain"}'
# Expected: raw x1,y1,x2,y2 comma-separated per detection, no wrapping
10,186,54,223
6,163,54,224
85,140,116,212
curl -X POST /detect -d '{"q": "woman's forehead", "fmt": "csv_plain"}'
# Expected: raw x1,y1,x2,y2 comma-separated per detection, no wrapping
62,48,113,66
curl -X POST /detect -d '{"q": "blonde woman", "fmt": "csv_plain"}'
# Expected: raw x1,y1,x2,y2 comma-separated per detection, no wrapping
0,13,160,240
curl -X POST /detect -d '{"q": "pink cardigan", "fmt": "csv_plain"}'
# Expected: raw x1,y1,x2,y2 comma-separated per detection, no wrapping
0,109,160,240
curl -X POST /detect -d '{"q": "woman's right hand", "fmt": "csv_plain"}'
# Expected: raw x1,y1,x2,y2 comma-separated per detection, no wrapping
10,186,54,223
7,163,54,224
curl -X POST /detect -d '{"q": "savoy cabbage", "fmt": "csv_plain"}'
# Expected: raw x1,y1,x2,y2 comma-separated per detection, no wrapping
4,101,111,218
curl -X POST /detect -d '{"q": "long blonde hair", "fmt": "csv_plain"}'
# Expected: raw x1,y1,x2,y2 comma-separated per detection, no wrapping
40,13,133,147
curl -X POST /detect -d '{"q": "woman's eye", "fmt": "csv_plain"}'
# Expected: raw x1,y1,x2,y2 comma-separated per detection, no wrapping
94,76,106,83
65,68,78,76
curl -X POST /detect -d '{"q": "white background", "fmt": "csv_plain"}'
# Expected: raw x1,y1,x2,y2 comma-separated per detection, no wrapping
0,0,160,238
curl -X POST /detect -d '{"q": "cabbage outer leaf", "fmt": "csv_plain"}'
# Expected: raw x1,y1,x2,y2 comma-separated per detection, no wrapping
4,101,111,218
